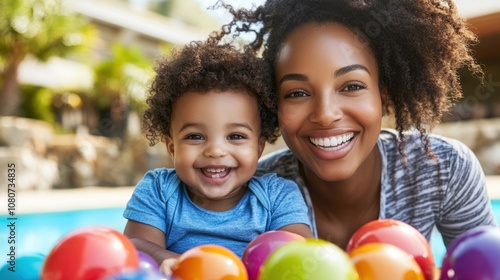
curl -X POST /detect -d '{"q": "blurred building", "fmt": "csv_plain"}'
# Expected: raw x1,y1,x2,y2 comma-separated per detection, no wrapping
432,0,500,175
18,0,216,90
70,0,215,60
452,0,500,121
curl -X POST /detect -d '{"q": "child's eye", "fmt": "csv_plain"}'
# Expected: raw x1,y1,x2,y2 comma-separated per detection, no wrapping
284,89,309,98
185,134,204,140
340,83,366,92
228,133,246,140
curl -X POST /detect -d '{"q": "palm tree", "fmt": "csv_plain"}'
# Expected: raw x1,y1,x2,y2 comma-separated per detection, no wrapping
0,0,95,116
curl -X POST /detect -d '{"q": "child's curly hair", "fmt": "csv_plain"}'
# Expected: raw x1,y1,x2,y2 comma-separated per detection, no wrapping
215,0,484,156
142,40,280,146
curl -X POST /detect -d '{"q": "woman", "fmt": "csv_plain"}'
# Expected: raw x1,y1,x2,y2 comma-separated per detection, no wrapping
216,0,497,250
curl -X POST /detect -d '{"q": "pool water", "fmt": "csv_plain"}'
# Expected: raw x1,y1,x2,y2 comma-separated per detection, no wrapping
0,207,127,259
1,200,499,267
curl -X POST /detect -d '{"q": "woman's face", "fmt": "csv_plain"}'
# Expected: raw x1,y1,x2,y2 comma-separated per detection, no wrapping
275,22,384,181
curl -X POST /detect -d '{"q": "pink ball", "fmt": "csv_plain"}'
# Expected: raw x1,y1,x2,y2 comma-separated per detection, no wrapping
242,231,305,280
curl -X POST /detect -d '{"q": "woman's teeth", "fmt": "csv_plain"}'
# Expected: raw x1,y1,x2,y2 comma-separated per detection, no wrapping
310,132,354,147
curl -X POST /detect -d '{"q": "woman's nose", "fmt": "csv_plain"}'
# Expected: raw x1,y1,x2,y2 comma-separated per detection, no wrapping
309,94,343,126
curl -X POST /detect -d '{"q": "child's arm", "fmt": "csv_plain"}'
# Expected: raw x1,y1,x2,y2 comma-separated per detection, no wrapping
123,220,179,275
279,223,314,238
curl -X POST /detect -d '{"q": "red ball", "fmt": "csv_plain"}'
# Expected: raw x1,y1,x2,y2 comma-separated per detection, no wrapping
172,244,247,280
41,226,139,280
346,219,435,280
242,230,305,280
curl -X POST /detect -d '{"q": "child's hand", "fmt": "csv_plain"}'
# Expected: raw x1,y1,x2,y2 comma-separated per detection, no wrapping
160,258,178,275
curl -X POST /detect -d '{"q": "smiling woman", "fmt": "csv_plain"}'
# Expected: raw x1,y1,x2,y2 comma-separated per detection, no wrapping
216,0,498,262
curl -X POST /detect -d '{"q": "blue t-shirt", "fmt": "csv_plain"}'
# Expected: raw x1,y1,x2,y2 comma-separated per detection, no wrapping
124,168,311,257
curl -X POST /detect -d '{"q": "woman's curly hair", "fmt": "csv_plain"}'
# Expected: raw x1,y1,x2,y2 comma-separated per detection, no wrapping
215,0,484,156
142,40,280,146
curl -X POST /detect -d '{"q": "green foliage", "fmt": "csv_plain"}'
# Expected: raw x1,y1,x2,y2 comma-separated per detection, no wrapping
0,0,96,116
148,0,175,16
0,0,95,62
92,44,153,113
19,85,56,124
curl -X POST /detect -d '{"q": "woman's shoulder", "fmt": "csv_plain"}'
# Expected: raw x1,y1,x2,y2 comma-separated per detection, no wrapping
378,128,481,184
379,128,474,161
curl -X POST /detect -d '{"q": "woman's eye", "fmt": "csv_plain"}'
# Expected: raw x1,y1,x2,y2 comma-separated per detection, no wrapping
284,89,309,98
228,133,246,140
341,83,366,92
185,134,204,140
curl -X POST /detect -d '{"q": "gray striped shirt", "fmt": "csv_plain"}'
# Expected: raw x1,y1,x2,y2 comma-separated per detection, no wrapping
256,129,497,248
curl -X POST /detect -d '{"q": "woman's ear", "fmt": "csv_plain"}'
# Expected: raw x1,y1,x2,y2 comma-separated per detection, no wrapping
165,136,175,159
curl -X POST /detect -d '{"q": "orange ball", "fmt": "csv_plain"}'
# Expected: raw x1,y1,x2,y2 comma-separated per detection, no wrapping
346,219,434,280
172,244,248,280
349,243,425,280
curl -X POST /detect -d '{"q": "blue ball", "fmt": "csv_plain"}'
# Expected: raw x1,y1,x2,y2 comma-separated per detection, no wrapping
0,253,45,280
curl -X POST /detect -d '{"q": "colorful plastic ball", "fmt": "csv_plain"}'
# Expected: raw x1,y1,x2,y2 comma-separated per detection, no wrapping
103,267,170,280
138,251,160,272
242,230,305,280
171,244,247,280
346,219,434,280
349,243,425,280
259,239,359,280
440,225,500,280
0,253,45,280
41,226,139,280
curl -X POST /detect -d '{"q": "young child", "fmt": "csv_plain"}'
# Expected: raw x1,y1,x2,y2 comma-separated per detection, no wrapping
122,40,313,274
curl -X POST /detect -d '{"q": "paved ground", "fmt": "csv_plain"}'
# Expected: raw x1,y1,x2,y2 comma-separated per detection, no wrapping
1,176,499,214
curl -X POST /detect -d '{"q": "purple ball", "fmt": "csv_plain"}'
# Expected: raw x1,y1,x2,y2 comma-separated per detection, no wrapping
103,267,170,280
441,226,500,280
137,251,160,272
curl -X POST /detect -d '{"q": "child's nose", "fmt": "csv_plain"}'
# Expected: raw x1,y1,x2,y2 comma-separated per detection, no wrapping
203,141,228,158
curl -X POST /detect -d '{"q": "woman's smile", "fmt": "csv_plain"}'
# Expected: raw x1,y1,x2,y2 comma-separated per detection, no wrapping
309,132,355,149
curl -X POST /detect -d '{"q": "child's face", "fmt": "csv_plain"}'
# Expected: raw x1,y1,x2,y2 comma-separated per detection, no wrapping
165,90,265,207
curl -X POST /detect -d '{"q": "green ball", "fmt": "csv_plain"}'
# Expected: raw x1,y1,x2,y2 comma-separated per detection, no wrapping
258,239,359,280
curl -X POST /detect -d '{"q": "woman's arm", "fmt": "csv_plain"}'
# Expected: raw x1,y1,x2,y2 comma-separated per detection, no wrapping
279,223,315,238
123,220,179,274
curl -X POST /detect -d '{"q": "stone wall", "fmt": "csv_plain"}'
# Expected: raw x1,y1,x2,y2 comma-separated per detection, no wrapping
0,116,171,190
0,117,58,190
